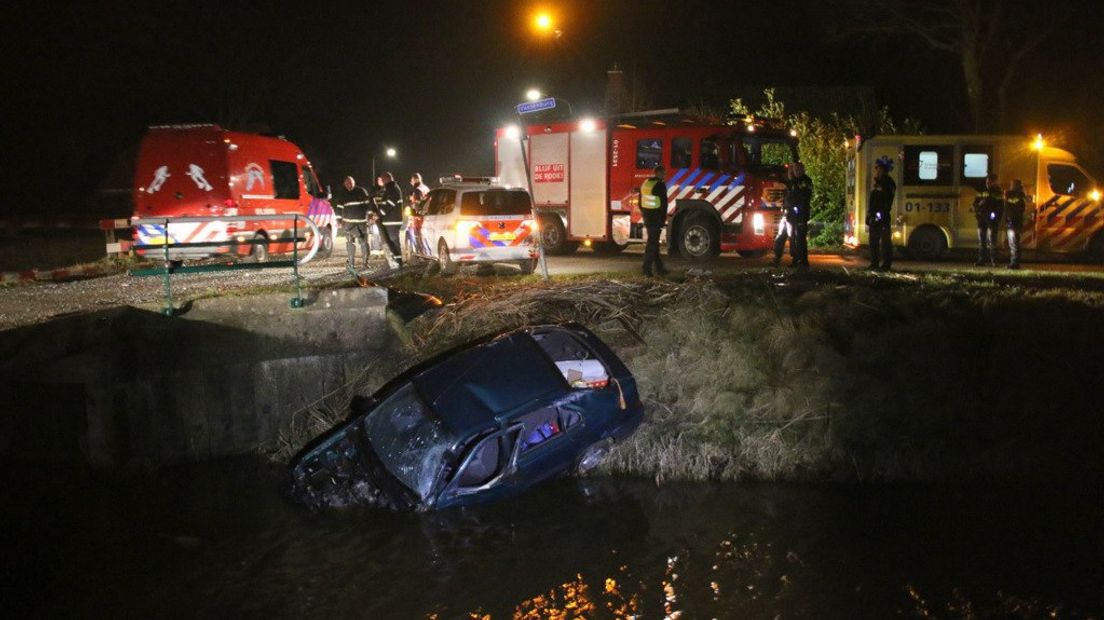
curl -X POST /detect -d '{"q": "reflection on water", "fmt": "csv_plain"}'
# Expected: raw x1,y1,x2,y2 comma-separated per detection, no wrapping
3,458,1102,618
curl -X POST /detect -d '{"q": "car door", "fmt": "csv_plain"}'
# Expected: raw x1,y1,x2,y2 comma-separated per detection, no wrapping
511,396,589,487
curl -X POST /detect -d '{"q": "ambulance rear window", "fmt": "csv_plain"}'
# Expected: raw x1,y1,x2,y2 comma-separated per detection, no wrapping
460,190,532,216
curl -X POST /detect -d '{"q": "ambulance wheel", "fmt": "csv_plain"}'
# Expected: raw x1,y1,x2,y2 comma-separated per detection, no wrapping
250,233,270,263
907,226,946,261
317,226,333,259
438,239,458,276
680,212,720,262
517,258,537,275
591,240,628,255
540,214,574,255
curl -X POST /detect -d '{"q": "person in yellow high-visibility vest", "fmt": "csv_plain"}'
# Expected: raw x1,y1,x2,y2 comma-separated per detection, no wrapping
640,165,669,276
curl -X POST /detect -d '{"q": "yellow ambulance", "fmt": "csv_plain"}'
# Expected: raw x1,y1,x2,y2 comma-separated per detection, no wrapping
845,135,1102,259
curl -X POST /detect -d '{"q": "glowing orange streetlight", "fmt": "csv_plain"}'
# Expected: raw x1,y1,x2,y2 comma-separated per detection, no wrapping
531,10,561,38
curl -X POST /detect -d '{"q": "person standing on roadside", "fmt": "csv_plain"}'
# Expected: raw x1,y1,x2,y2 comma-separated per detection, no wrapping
772,165,794,267
639,164,669,277
408,173,431,256
974,173,1003,266
786,162,814,268
867,158,896,271
334,176,371,268
1004,178,1028,269
372,172,404,268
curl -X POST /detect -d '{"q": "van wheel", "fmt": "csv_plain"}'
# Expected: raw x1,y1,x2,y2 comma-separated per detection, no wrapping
680,212,720,262
438,239,458,276
517,258,537,275
250,233,270,263
317,226,333,259
907,227,946,260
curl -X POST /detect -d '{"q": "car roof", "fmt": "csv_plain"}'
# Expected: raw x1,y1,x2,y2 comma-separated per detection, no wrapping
413,331,565,438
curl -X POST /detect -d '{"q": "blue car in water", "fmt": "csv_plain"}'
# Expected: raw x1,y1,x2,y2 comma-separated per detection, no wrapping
288,324,644,511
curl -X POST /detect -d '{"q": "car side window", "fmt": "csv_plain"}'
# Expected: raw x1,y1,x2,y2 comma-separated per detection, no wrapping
456,434,503,488
424,190,442,215
517,407,563,453
438,190,457,215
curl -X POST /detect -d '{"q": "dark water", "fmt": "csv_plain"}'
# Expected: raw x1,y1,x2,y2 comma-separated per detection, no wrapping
4,459,1102,619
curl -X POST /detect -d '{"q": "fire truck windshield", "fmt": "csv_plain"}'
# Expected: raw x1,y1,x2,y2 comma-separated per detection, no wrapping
737,135,799,168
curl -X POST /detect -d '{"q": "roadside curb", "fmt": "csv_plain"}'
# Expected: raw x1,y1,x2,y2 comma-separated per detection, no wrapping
1,263,112,285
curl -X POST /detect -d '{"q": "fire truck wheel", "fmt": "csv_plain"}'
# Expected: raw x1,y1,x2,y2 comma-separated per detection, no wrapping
317,226,334,259
438,239,458,275
249,233,270,263
591,240,628,255
907,226,946,260
679,212,720,261
540,214,576,255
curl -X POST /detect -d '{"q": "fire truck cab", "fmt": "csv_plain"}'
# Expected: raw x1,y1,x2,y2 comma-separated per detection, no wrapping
132,124,335,261
846,134,1103,259
496,110,798,260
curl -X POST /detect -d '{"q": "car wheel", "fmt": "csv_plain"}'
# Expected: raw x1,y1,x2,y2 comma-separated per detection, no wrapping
317,225,333,259
438,239,458,275
680,212,720,262
249,232,269,263
907,226,946,260
575,439,612,476
517,258,537,275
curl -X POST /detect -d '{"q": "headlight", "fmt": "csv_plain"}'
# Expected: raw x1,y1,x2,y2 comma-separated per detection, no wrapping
752,212,765,235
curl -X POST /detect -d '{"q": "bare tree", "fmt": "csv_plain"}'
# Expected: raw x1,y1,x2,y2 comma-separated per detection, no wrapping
836,0,1072,132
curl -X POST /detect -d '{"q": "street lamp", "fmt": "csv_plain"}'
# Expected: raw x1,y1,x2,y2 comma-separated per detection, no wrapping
531,11,562,38
372,147,397,181
526,88,542,102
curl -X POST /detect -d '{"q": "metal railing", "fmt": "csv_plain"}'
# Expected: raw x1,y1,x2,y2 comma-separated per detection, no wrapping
127,214,322,315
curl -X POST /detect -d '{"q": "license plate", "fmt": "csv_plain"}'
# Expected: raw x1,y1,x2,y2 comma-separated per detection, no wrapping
489,231,516,241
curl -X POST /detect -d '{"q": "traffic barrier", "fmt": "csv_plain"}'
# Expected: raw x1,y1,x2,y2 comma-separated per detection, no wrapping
0,264,112,285
100,218,133,256
126,214,322,315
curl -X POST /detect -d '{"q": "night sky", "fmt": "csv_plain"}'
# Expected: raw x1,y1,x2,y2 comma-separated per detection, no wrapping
7,0,1103,217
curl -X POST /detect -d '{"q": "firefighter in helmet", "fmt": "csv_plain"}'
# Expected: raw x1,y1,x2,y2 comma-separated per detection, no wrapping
639,164,669,277
786,162,813,267
1004,178,1028,269
867,157,896,271
372,172,404,269
974,173,1004,266
335,176,372,268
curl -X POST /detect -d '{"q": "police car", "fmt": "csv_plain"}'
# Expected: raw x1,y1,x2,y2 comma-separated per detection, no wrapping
404,177,539,274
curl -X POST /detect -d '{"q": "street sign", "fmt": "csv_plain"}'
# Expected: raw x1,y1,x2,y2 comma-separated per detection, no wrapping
516,98,557,115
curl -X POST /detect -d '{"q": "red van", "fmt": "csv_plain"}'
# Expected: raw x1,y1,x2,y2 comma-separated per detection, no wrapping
132,124,335,260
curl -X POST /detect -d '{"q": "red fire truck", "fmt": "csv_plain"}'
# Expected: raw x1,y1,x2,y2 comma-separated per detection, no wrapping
132,124,335,260
495,110,799,259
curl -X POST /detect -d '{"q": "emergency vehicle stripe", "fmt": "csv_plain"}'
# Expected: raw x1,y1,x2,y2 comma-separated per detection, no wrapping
721,197,746,222
677,173,713,200
668,168,690,186
714,186,745,210
706,175,730,194
705,183,731,203
509,227,531,246
1048,197,1078,218
1064,200,1093,220
671,169,703,197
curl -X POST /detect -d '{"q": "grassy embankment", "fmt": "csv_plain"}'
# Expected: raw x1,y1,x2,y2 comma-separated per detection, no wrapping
276,268,1104,484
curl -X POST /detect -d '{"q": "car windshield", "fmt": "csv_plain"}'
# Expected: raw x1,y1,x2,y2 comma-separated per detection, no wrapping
460,190,532,216
364,383,454,501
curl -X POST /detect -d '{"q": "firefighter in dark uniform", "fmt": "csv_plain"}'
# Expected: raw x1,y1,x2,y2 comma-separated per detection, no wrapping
974,173,1004,266
1004,178,1028,269
334,176,371,268
867,158,896,271
640,164,669,276
372,172,404,268
772,165,794,267
787,162,814,267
